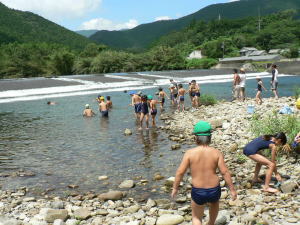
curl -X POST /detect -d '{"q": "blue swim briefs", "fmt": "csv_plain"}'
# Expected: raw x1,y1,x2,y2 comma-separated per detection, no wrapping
191,185,221,205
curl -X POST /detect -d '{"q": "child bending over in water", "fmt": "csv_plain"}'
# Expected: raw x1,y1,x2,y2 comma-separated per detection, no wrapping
158,87,169,110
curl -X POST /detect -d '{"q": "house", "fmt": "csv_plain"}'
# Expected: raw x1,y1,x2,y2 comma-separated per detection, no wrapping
187,50,203,59
248,50,267,56
239,47,258,56
269,49,281,55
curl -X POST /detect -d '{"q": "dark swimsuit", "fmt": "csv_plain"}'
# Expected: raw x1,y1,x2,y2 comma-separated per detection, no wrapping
243,137,274,156
141,102,149,114
101,110,109,117
257,82,262,92
134,103,142,113
161,98,165,104
151,109,157,115
179,96,184,102
191,185,221,205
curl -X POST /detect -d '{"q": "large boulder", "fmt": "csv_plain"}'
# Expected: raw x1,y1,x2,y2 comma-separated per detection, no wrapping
98,191,123,201
156,214,184,225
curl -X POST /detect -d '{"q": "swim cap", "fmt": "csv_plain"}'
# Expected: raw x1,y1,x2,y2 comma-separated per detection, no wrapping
240,68,245,72
129,91,136,95
100,96,105,100
193,121,212,136
85,104,90,109
147,95,153,100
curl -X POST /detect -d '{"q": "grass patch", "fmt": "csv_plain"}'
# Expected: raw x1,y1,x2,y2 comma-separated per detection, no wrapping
294,86,300,99
200,94,218,106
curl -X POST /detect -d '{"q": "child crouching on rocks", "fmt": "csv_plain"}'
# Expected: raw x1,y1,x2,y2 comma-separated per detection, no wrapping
172,121,237,225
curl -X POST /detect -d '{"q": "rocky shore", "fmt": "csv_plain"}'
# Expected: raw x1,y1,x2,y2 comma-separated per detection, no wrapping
1,97,299,225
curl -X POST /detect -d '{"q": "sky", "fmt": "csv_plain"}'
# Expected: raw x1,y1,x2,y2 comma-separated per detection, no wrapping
0,0,239,31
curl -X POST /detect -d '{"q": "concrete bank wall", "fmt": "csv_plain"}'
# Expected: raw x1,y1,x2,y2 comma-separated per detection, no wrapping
276,60,300,75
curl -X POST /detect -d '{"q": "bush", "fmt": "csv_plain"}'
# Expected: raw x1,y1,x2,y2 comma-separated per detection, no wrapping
250,112,300,146
200,94,218,106
289,47,299,58
186,58,218,69
294,86,300,99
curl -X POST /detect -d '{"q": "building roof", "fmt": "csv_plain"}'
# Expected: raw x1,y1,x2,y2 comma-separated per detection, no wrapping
219,54,281,63
248,50,266,56
269,49,281,54
239,47,258,52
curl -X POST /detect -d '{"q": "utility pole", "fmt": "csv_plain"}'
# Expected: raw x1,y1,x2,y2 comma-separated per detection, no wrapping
219,14,221,21
221,41,225,58
258,7,262,32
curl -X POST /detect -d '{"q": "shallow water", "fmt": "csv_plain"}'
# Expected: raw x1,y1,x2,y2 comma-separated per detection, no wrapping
0,73,299,198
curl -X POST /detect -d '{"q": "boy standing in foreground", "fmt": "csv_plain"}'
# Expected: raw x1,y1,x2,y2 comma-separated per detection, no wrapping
172,121,237,225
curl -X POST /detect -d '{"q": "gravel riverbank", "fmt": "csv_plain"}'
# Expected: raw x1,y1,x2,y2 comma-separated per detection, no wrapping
1,97,299,225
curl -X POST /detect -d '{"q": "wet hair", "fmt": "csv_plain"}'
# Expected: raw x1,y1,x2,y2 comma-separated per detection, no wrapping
191,80,196,83
233,69,238,73
106,96,111,100
47,101,51,105
170,79,174,82
263,132,287,145
195,136,211,145
124,90,127,93
272,64,277,68
158,87,163,91
178,84,183,88
256,78,262,81
141,95,148,101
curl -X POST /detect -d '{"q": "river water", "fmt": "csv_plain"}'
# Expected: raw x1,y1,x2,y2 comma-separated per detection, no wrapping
0,70,299,198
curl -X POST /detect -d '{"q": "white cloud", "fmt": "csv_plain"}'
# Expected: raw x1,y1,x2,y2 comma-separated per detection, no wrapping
155,16,172,21
228,0,240,2
0,0,101,21
80,18,139,31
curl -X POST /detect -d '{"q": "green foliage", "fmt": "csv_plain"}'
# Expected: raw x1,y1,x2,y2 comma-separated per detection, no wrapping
52,51,75,75
288,47,299,58
250,112,300,145
0,3,91,49
186,58,218,69
236,154,248,164
200,94,218,106
89,0,300,50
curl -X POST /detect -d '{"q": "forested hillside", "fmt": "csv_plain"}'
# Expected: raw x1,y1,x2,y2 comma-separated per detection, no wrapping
89,0,300,50
76,30,99,38
1,10,299,79
0,2,91,49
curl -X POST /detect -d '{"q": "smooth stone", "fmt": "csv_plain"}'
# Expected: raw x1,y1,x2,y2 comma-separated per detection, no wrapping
99,191,123,201
119,180,135,189
91,217,103,225
50,201,64,209
53,219,65,225
65,219,79,225
0,216,22,225
175,196,187,203
145,217,156,225
23,197,35,202
41,209,68,223
164,177,175,187
74,208,91,220
280,181,298,193
98,176,108,181
153,173,164,181
97,209,109,216
124,205,140,214
156,214,184,225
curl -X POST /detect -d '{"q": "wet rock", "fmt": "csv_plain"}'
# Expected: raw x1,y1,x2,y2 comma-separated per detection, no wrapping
175,196,187,203
124,205,140,214
164,177,175,187
229,143,238,152
280,180,298,193
124,128,133,135
209,119,223,129
156,214,184,225
67,184,78,189
99,191,123,201
98,175,108,181
171,144,181,150
74,208,91,220
119,180,135,189
153,173,164,181
50,201,64,209
146,199,156,208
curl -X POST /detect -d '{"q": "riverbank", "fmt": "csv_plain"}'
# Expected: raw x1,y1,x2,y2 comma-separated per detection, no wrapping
1,97,299,225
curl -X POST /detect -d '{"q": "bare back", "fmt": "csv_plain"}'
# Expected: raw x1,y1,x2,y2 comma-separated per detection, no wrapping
99,102,108,111
187,146,220,188
132,94,141,104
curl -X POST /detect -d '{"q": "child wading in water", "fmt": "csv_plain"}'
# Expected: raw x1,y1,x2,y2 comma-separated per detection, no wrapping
255,76,267,105
106,96,113,109
148,95,158,127
243,132,287,193
172,121,237,225
177,84,186,112
158,87,169,110
139,95,149,130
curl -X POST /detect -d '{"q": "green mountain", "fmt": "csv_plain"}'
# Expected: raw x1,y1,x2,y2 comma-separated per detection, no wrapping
90,0,300,50
0,2,91,49
76,30,99,38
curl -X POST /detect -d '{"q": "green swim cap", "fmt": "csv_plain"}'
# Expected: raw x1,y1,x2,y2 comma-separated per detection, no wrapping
193,121,212,136
147,95,153,100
